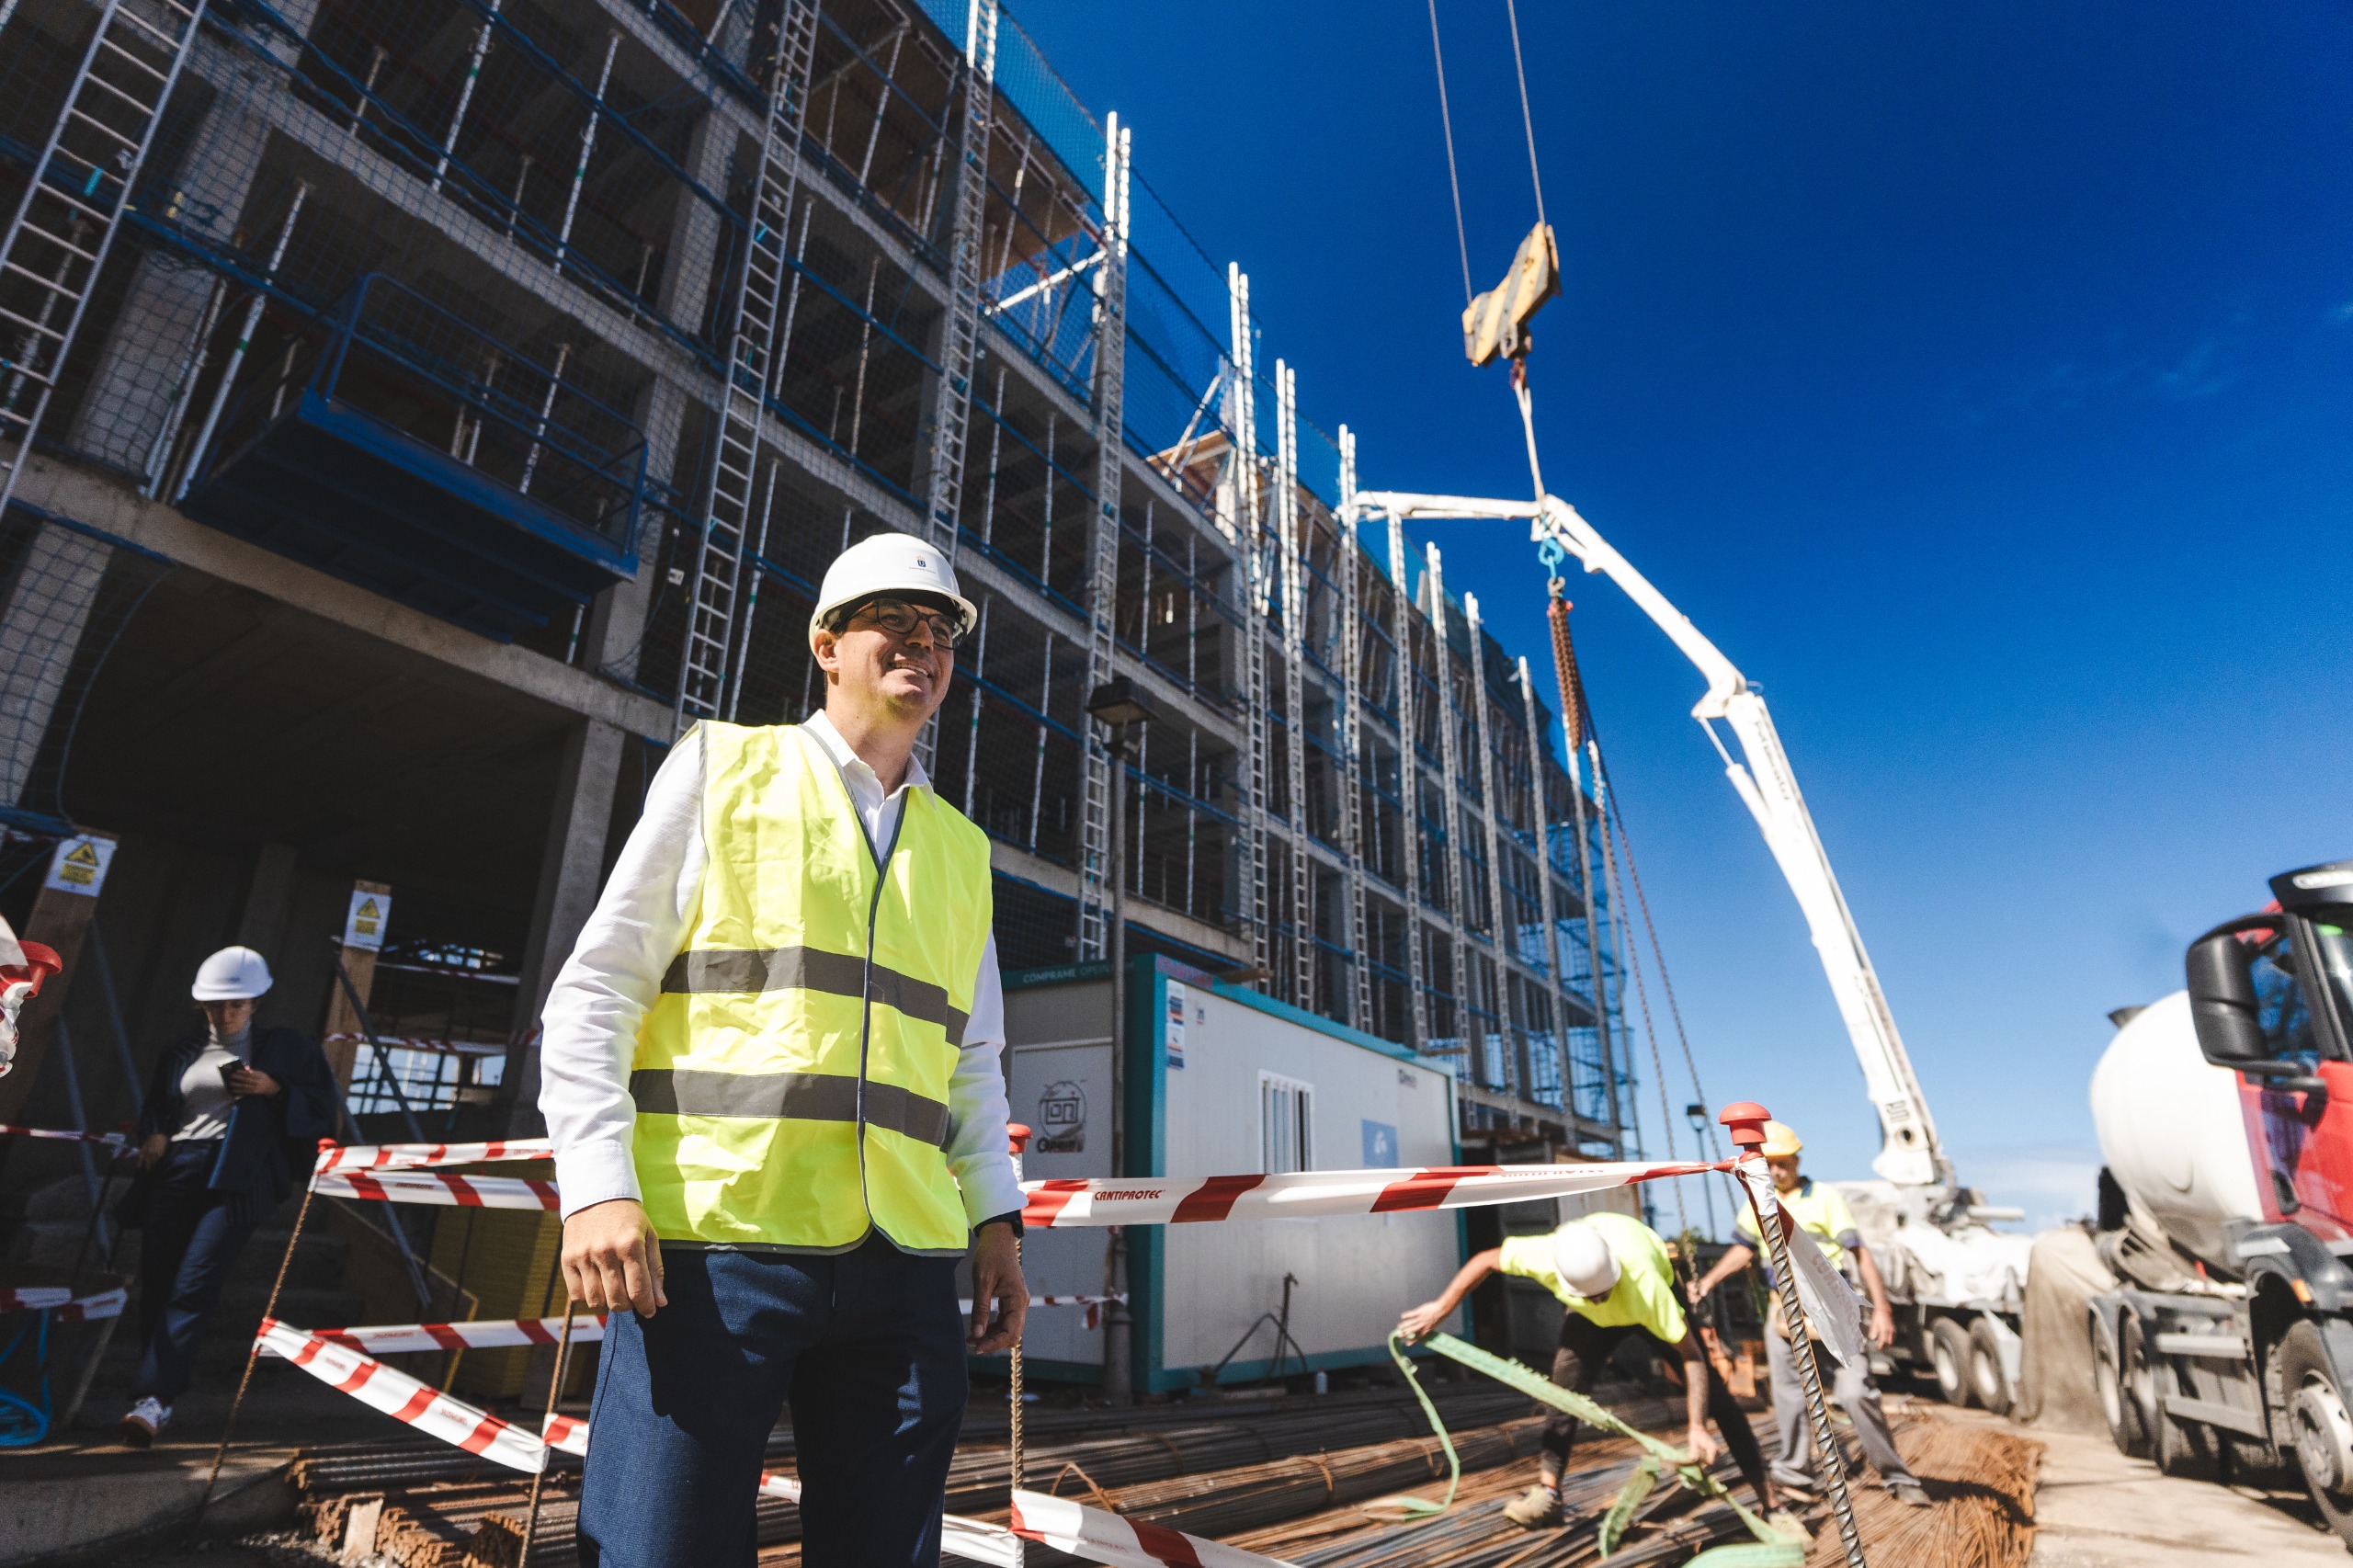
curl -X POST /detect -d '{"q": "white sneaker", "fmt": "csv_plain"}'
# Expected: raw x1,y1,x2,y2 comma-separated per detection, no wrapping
119,1396,169,1448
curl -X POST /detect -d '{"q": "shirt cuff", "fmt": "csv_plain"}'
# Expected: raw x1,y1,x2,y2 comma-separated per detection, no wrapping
958,1153,1027,1228
554,1140,642,1221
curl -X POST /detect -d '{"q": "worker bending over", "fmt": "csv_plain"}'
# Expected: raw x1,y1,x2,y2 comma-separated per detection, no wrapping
1398,1210,1775,1529
540,532,1029,1567
1688,1120,1929,1507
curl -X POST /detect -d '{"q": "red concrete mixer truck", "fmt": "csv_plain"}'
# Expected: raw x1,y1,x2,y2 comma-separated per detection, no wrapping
2089,858,2353,1544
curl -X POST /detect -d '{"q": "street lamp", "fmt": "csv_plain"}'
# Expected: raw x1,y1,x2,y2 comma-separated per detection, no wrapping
1685,1101,1721,1240
1086,676,1154,1407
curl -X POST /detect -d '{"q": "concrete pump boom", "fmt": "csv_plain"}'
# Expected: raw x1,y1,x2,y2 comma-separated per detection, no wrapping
1347,488,1948,1188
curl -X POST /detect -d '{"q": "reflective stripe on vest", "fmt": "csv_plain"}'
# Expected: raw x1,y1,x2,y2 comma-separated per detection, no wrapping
628,722,993,1254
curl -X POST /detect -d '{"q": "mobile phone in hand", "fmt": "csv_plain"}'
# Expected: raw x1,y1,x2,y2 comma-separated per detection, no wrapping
221,1061,244,1092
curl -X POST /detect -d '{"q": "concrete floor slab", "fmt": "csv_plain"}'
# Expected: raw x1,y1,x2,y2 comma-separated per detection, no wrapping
0,1438,297,1567
2022,1418,2346,1565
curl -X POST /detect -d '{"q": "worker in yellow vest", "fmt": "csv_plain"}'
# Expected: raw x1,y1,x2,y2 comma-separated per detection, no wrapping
539,532,1029,1567
1688,1120,1929,1507
1398,1210,1779,1530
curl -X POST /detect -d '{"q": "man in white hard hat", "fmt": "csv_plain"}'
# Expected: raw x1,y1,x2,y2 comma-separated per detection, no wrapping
541,531,1028,1566
1688,1120,1928,1506
116,946,337,1446
1399,1210,1779,1529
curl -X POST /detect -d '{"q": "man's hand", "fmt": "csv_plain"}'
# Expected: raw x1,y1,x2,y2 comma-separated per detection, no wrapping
138,1132,168,1169
1686,1422,1724,1466
225,1064,280,1097
1870,1301,1895,1349
562,1199,666,1316
1396,1300,1451,1342
968,1222,1026,1353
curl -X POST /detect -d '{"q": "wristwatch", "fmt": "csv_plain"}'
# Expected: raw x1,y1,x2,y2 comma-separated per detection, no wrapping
979,1210,1025,1238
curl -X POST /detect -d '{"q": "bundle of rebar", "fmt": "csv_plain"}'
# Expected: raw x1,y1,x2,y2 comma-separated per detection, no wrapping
285,1383,1533,1499
1804,1415,2039,1568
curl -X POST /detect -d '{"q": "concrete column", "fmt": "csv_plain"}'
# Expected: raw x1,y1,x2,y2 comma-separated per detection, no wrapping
0,525,114,809
68,17,326,476
236,842,299,955
588,106,729,688
503,716,626,1133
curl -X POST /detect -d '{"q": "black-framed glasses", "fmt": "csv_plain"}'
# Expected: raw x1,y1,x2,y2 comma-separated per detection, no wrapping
848,597,961,649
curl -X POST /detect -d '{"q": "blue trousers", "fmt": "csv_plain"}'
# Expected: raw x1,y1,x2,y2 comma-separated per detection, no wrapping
131,1141,259,1404
580,1235,968,1568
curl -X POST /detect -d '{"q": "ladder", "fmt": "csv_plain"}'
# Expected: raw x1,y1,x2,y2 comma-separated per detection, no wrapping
1227,266,1270,988
0,0,209,520
1074,116,1130,964
1516,651,1576,1119
922,0,996,555
1423,545,1477,1076
1336,429,1375,1036
1274,362,1312,1012
910,0,994,777
1385,513,1430,1051
674,0,818,730
1462,593,1519,1100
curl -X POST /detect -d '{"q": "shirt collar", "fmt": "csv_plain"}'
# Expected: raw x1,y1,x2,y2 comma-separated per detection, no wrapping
801,710,928,797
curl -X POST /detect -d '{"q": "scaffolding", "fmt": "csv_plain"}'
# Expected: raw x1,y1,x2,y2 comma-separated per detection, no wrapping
0,0,1637,1150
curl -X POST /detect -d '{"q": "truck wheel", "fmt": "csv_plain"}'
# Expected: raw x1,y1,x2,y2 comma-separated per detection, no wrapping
2092,1312,2149,1458
2275,1321,2353,1547
2120,1314,2164,1455
1968,1316,2014,1416
1929,1318,1976,1407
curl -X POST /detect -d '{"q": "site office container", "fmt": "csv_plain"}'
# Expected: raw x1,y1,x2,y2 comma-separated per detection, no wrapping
982,953,1467,1393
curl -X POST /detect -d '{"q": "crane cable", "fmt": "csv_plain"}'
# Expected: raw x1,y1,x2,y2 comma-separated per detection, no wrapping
1426,0,1473,308
1427,0,1554,307
1503,0,1547,229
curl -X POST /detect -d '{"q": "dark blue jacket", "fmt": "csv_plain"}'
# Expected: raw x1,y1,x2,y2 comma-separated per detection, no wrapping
118,1026,340,1226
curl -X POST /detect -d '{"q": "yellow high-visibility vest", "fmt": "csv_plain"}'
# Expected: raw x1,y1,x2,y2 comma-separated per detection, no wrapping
629,722,992,1254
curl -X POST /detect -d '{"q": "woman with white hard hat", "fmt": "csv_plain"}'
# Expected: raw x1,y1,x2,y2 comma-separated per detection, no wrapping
114,945,336,1447
1399,1209,1784,1532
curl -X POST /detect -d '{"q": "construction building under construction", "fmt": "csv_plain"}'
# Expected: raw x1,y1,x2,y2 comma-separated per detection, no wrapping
0,0,1643,1174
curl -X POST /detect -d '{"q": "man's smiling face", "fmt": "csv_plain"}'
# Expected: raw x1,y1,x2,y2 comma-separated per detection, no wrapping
817,597,956,722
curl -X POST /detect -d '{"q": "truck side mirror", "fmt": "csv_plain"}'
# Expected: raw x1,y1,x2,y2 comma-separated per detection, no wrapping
2186,929,2268,1066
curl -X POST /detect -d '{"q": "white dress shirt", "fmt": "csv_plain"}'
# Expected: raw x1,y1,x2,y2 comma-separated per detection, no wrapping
536,710,1024,1236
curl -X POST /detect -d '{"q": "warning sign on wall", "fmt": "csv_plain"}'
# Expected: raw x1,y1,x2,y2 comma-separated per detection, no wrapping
41,835,114,898
343,889,392,951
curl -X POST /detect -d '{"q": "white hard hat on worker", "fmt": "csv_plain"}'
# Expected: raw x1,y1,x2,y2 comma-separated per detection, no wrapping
1552,1219,1622,1300
191,946,273,1001
807,531,977,645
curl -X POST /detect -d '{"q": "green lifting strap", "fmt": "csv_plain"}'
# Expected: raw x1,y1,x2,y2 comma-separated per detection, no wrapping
1381,1331,1806,1566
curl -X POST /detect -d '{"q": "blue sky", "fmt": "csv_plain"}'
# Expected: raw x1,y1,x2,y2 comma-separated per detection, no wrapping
1012,0,2353,1230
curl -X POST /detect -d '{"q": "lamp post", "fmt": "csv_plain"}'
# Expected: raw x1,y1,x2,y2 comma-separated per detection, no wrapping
1086,676,1154,1407
1685,1101,1720,1240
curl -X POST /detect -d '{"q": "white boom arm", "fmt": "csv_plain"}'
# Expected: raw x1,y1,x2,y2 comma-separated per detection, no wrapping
1349,489,1946,1187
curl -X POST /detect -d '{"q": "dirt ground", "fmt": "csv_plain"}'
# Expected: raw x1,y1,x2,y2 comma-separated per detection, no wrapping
2010,1414,2347,1565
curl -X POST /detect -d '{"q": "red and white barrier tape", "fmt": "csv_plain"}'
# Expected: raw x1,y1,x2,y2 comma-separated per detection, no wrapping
52,1287,128,1323
267,1315,609,1357
312,1168,560,1210
315,1138,554,1173
0,1285,126,1320
1020,1159,1726,1229
1013,1489,1296,1568
254,1318,546,1472
0,1287,69,1312
1733,1159,1869,1366
0,1123,127,1148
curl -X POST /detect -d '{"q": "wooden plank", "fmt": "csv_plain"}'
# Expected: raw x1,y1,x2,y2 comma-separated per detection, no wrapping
322,880,392,1091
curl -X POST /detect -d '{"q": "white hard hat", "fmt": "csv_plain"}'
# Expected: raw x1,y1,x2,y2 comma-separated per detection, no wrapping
808,531,977,642
192,946,273,1001
1552,1221,1622,1301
